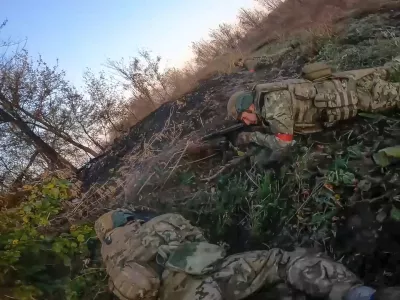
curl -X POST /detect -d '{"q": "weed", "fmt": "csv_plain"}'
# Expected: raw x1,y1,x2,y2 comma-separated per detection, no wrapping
247,172,288,237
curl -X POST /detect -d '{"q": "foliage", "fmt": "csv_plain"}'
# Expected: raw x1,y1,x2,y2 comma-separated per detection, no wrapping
188,170,291,243
0,176,105,300
247,172,289,237
64,269,107,300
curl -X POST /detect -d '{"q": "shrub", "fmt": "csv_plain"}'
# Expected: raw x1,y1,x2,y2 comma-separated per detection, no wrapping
0,176,106,300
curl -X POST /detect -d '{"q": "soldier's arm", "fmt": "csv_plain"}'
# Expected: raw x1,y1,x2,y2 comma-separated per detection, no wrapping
249,91,294,150
249,131,293,150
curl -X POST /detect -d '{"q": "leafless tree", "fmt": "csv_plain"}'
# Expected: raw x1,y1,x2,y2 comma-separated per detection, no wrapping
256,0,286,10
238,7,266,31
0,51,99,157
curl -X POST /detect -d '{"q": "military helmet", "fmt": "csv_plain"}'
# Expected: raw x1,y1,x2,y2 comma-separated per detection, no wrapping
227,91,254,119
95,209,136,241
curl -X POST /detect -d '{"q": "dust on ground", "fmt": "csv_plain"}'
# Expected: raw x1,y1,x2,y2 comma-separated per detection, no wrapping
77,9,400,289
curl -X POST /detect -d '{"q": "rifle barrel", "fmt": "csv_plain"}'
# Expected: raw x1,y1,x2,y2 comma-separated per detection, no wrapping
202,123,245,141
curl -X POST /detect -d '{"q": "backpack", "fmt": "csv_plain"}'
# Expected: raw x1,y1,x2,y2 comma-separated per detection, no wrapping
302,62,332,81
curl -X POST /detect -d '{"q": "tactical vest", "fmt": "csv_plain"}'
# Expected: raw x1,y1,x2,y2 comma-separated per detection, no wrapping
253,66,367,133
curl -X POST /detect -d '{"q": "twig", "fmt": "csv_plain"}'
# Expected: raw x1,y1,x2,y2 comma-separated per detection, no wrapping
286,181,324,225
201,151,254,182
162,141,189,188
184,153,218,166
137,172,155,195
245,170,259,188
163,150,184,170
350,129,372,141
355,189,399,206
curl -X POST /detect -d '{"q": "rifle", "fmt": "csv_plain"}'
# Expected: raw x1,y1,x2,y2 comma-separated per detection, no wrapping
201,123,245,141
186,122,267,164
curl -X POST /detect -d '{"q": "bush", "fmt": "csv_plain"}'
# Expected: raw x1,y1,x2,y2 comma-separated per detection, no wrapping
0,176,106,300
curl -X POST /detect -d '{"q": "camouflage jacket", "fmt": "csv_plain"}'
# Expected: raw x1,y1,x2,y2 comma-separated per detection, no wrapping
248,60,400,150
96,211,361,300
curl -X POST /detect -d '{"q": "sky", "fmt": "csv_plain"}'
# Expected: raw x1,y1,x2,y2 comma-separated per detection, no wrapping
1,0,255,87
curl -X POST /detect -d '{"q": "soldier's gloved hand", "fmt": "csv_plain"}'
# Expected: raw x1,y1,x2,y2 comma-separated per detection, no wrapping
235,132,253,146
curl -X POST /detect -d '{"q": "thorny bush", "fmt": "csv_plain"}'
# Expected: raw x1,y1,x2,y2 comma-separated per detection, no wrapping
0,177,107,300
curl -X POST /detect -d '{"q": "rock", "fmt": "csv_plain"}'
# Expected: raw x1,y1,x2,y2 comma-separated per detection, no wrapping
358,179,372,192
376,209,387,223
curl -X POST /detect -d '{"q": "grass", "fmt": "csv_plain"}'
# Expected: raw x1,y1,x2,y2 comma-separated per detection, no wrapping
317,13,400,70
181,168,294,246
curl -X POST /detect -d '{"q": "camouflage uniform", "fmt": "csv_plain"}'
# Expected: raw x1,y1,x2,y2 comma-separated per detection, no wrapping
230,59,400,150
95,210,362,300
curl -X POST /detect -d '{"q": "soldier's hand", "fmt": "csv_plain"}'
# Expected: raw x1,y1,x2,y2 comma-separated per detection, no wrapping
235,132,252,146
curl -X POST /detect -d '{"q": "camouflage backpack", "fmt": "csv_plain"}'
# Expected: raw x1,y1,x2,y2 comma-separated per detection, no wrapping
95,211,206,300
301,62,332,81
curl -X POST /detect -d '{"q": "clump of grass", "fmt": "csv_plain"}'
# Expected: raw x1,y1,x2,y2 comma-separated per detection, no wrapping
318,38,400,70
317,14,400,70
184,169,293,246
247,172,289,238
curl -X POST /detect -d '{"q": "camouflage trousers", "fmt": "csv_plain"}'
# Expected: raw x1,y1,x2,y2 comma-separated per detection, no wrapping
357,68,400,113
159,247,360,300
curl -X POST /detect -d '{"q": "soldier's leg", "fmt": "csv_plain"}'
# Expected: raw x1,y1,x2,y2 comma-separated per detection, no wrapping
357,75,400,112
212,248,362,300
161,247,364,300
357,58,400,113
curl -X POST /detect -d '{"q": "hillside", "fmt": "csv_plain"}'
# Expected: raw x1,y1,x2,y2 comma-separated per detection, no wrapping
77,5,400,290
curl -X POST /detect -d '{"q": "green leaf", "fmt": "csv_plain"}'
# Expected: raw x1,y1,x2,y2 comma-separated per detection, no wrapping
347,144,363,159
23,206,32,213
333,158,347,170
77,234,85,243
311,213,324,225
373,146,400,167
44,183,55,189
380,146,400,157
390,206,400,221
63,256,72,267
341,171,356,186
52,243,62,253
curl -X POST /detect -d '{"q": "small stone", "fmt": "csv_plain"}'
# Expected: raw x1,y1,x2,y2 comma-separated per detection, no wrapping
376,210,387,223
71,198,81,205
358,179,372,192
